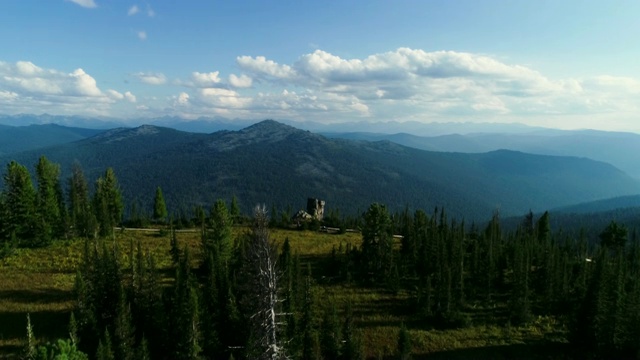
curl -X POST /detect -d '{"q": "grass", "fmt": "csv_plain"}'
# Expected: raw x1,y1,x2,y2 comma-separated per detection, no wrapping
0,227,567,359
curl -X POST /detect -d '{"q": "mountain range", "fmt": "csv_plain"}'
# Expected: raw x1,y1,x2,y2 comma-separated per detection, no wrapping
324,130,640,179
0,119,638,222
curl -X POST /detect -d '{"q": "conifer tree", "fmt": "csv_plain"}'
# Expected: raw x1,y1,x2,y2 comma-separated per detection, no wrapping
152,186,168,223
34,156,62,245
207,199,233,266
320,302,341,360
93,168,123,238
68,163,95,238
2,161,37,245
230,195,241,222
95,329,115,360
169,247,202,360
246,205,286,359
397,322,412,360
341,303,363,360
360,203,394,283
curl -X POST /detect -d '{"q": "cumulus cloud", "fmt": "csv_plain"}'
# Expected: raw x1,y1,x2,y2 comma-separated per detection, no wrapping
137,31,147,40
0,60,136,117
198,88,252,109
191,71,221,87
237,56,296,80
134,72,166,85
67,0,97,8
146,4,155,17
177,92,189,105
127,5,139,15
124,91,136,103
227,48,640,127
229,74,253,88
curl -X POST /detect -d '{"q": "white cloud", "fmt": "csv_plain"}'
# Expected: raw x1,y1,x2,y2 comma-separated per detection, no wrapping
0,60,136,117
107,89,124,100
128,5,139,15
134,72,166,85
229,74,253,88
146,5,155,17
191,71,221,87
174,92,190,106
15,61,43,76
67,0,97,8
0,90,18,101
124,91,136,103
198,88,252,109
70,68,102,96
236,55,296,80
230,48,640,127
137,31,147,40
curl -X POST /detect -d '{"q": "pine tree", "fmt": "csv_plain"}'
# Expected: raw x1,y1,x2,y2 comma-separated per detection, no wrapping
93,168,123,238
341,303,363,360
25,313,36,360
2,161,37,245
246,205,286,359
152,186,168,223
170,247,202,360
68,163,94,238
34,156,62,246
397,322,412,360
96,329,115,360
207,199,233,266
230,195,241,223
360,203,394,283
320,302,341,360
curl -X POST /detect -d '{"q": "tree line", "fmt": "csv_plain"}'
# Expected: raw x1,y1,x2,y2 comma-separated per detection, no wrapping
7,156,640,358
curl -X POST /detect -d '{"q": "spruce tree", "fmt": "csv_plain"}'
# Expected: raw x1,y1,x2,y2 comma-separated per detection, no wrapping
397,322,412,360
68,163,95,238
93,168,123,238
152,186,168,223
320,302,341,360
360,203,394,283
230,195,241,223
35,156,62,246
2,161,37,245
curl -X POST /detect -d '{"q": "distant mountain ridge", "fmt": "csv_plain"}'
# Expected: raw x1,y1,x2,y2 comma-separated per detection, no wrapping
5,114,640,180
0,123,103,155
325,130,640,178
0,120,637,222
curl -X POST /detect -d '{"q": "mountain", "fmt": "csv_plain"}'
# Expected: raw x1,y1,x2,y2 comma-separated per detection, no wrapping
324,130,640,178
0,120,638,221
551,195,640,215
0,113,126,129
0,123,103,155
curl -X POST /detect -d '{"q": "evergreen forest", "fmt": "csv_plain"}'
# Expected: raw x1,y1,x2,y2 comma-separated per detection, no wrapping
2,157,640,359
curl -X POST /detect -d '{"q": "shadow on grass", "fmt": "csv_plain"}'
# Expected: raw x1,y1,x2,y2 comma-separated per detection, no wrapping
412,342,579,360
0,310,70,340
0,309,71,358
0,288,72,305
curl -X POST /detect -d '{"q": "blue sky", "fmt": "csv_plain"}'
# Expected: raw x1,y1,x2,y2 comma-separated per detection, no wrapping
1,0,640,131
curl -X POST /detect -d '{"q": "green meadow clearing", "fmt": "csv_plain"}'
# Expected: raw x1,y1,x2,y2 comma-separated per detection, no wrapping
0,227,568,359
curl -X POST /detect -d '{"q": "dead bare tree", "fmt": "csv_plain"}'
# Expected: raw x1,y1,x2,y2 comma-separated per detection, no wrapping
248,204,288,360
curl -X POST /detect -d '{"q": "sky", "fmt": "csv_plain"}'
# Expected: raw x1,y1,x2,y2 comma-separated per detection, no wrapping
1,0,640,132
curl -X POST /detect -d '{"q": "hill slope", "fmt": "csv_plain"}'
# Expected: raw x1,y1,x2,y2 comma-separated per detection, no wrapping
325,130,640,178
1,121,638,221
0,123,103,155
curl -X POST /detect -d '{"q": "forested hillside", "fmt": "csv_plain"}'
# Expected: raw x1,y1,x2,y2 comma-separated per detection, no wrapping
325,129,640,179
0,124,102,155
2,166,640,359
0,120,638,222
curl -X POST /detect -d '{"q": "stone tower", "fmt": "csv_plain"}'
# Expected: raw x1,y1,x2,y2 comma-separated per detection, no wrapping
306,198,325,221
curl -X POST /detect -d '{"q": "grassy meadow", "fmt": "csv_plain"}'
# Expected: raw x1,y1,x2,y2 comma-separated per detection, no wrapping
0,227,568,359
